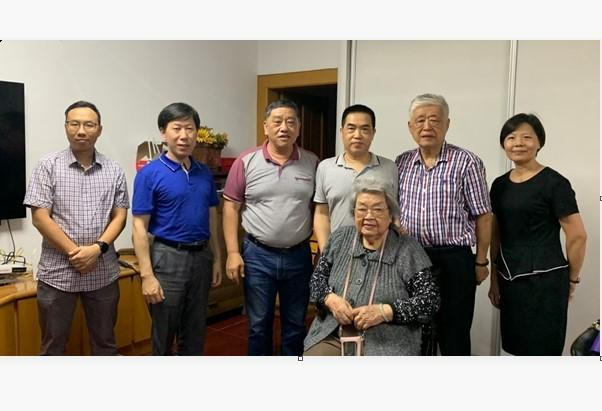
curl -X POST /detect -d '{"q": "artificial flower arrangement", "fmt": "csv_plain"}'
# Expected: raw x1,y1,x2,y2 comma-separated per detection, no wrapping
197,125,228,149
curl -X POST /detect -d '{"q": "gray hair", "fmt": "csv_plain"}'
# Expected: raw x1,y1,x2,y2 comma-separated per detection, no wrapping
350,176,400,223
264,99,300,120
409,93,449,119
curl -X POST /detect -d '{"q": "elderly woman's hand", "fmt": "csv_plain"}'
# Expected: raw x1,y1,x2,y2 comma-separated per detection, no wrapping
352,304,392,331
324,293,354,325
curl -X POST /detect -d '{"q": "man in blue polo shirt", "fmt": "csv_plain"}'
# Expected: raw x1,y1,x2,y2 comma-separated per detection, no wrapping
132,102,222,355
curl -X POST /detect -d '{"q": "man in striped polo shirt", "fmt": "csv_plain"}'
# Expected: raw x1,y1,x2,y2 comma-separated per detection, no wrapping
223,99,319,356
396,93,492,355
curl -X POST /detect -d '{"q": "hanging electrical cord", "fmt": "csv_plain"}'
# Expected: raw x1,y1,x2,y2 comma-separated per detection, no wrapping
1,219,27,265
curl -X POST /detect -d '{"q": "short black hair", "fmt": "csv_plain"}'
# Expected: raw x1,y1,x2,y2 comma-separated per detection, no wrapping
264,99,300,120
341,104,376,128
499,113,546,149
65,101,101,125
157,102,201,130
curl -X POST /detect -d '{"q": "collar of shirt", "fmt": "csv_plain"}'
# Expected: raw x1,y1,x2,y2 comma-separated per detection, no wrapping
66,148,105,169
261,139,300,165
412,141,450,167
336,152,380,169
349,228,399,265
158,152,199,173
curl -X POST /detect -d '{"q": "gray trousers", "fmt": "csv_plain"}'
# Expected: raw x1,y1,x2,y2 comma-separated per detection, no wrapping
37,280,120,355
149,242,213,355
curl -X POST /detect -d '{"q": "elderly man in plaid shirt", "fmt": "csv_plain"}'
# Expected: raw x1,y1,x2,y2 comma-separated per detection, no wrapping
396,93,492,355
24,101,129,355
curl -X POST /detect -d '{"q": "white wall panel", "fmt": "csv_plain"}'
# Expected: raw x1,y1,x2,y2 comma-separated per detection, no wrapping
351,40,600,355
257,40,340,75
352,40,510,355
513,40,600,355
0,40,258,266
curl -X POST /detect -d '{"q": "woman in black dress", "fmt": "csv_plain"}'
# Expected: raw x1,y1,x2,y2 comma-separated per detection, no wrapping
488,113,587,355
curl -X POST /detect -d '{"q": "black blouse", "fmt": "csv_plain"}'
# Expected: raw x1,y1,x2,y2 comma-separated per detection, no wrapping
490,167,579,280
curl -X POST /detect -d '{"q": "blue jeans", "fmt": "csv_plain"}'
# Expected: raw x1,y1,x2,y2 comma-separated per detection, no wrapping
243,236,313,356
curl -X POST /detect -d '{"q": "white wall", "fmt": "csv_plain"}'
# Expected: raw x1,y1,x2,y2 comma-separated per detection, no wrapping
2,40,596,356
350,40,600,355
257,40,348,153
1,38,342,289
0,40,258,267
352,40,511,355
257,40,340,75
513,40,600,354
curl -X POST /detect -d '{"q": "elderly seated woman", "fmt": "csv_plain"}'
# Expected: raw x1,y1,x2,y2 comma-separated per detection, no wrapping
304,176,440,356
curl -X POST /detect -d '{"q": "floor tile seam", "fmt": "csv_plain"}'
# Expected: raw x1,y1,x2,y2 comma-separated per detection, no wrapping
210,318,248,331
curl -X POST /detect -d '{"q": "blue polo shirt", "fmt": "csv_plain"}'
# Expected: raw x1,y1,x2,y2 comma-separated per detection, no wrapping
132,152,219,242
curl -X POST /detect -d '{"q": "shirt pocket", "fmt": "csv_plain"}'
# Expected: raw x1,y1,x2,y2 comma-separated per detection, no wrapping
439,175,461,207
287,172,315,200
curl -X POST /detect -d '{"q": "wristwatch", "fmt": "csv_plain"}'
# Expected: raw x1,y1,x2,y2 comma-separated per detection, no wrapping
95,241,109,254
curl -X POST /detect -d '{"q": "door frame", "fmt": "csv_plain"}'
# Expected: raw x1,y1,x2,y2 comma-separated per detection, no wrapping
256,68,338,145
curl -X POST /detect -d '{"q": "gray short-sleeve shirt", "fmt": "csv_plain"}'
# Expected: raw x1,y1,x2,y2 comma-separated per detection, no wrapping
314,153,398,231
223,142,319,248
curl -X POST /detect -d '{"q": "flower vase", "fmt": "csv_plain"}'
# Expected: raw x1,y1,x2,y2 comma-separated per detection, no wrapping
193,144,222,171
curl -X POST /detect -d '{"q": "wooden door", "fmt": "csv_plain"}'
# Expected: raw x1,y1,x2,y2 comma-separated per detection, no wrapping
256,69,338,161
278,90,335,160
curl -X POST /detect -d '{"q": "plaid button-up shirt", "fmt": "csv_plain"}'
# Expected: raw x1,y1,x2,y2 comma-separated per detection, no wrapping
23,148,129,292
395,142,491,247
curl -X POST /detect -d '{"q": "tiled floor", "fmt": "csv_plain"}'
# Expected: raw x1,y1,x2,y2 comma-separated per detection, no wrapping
203,309,314,356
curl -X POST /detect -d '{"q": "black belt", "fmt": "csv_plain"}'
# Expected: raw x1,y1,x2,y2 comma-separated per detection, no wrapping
246,234,309,253
154,236,208,251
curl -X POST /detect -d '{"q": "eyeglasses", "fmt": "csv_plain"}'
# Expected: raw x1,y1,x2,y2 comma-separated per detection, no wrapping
412,117,442,128
355,207,388,218
65,121,99,131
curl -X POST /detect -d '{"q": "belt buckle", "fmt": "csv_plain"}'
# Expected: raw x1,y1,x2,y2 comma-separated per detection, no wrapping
187,240,206,251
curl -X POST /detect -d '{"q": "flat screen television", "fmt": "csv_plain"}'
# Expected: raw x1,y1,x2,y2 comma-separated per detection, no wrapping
0,80,26,220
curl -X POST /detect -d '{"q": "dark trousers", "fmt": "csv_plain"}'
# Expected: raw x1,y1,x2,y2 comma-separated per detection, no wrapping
424,246,476,356
243,236,313,356
149,242,213,356
37,280,120,355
